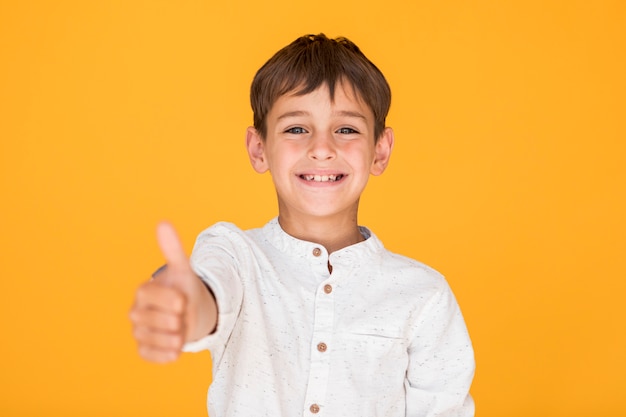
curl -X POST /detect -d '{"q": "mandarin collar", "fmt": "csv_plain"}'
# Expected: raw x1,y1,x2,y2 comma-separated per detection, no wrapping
261,217,384,267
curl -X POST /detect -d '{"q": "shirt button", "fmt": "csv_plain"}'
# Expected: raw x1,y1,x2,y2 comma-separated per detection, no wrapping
317,342,327,352
312,247,322,257
323,284,332,294
310,404,320,413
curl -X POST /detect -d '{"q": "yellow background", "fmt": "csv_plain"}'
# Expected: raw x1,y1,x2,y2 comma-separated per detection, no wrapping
1,1,625,416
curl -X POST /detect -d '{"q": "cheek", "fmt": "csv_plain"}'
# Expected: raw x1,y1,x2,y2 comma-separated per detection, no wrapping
271,146,303,169
345,145,375,168
267,155,296,180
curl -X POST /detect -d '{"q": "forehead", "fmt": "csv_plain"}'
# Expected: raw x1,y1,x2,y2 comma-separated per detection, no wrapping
269,81,374,121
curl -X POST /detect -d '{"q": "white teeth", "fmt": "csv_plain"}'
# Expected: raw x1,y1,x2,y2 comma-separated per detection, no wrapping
302,174,341,182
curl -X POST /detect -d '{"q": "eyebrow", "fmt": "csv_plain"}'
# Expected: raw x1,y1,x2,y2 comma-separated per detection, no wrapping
277,111,309,121
276,110,367,121
334,110,367,119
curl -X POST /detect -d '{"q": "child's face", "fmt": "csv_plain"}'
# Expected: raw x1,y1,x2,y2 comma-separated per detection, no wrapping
246,82,393,223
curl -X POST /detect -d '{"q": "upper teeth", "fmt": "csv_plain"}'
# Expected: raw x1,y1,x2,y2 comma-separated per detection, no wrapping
303,174,341,182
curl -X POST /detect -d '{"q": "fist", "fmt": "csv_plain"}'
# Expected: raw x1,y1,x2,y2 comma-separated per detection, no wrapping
130,222,205,363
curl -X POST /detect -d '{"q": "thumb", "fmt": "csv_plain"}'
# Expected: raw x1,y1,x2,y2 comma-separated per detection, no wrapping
156,222,193,283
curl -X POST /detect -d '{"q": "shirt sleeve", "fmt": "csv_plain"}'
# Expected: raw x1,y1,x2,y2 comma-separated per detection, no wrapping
182,223,247,358
405,283,475,417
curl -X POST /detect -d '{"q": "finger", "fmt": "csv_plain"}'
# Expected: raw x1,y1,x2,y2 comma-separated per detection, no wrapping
156,222,190,273
129,307,184,333
132,325,184,351
133,282,186,313
136,343,181,363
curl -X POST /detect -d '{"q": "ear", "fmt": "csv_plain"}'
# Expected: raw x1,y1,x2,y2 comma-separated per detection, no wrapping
246,126,269,173
370,127,394,176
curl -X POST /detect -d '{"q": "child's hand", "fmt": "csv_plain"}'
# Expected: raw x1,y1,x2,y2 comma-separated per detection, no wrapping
129,222,216,363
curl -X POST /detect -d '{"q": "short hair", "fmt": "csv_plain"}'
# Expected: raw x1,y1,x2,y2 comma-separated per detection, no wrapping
250,33,391,141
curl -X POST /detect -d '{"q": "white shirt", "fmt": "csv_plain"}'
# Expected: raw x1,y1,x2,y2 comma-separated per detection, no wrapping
185,218,475,417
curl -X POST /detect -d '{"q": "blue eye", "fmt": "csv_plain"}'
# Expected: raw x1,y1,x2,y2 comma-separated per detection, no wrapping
286,127,307,134
337,127,358,134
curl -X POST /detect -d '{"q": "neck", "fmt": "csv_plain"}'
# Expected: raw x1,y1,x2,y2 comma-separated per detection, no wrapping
277,212,364,254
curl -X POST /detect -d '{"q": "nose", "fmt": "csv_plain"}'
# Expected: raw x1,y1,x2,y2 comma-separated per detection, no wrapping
308,132,336,161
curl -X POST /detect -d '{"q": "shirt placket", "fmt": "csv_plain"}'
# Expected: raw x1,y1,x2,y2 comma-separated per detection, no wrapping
302,247,335,416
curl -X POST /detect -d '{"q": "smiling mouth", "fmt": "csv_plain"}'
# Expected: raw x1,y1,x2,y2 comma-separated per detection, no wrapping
300,174,345,182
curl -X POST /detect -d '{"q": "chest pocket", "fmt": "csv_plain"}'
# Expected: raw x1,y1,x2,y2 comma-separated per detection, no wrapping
332,324,408,396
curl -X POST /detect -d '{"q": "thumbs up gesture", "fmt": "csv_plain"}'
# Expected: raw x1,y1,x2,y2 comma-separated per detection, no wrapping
130,222,217,363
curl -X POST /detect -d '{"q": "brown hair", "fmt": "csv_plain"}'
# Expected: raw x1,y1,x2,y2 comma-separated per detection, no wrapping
250,33,391,141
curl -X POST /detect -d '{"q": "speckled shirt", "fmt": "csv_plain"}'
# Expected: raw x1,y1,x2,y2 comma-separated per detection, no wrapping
184,218,475,417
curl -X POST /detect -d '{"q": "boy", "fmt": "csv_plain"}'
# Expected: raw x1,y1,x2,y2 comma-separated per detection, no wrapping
130,34,475,416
